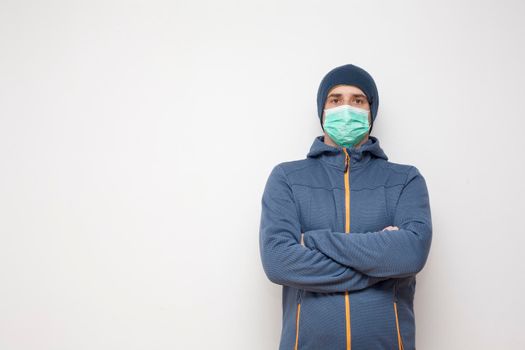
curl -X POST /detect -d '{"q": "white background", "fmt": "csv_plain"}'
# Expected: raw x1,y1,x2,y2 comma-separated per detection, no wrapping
1,1,524,349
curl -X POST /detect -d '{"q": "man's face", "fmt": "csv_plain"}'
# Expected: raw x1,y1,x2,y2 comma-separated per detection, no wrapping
322,85,372,126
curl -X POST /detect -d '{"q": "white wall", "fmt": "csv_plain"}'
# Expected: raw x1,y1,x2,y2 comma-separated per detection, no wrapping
1,1,524,349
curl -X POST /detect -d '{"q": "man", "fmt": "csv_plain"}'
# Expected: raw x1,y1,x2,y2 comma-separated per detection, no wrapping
259,64,432,350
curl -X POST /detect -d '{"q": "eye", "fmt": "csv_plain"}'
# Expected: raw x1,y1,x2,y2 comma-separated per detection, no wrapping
356,99,364,104
329,98,339,104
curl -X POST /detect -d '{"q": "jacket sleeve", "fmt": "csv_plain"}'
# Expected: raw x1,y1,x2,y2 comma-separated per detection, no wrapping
302,166,432,278
259,164,390,293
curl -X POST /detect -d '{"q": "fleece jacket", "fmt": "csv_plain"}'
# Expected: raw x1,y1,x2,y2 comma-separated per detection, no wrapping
259,134,432,350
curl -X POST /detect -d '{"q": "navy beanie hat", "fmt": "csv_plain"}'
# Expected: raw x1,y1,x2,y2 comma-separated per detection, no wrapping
317,64,379,133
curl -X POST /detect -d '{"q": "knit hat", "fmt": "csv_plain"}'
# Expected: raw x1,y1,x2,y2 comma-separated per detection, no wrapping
316,64,379,133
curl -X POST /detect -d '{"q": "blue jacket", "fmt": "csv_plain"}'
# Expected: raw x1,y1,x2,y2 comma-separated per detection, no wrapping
259,135,432,350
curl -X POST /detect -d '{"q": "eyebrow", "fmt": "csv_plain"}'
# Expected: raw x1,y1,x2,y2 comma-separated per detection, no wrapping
327,93,368,99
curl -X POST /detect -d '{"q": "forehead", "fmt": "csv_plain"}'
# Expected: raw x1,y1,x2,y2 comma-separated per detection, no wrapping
327,84,365,96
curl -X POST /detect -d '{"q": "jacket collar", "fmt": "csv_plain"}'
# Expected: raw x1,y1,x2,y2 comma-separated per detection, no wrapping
306,135,388,171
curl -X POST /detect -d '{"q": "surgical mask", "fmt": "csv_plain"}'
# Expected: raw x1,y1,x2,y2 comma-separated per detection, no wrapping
323,104,370,148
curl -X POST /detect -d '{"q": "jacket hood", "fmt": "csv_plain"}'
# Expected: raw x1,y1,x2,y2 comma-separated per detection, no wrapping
306,135,388,170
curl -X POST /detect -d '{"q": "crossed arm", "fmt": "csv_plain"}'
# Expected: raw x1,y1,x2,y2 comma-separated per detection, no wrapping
259,164,432,293
300,225,399,246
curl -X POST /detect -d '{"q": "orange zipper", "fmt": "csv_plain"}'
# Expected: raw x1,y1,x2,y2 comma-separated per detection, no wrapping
393,282,405,350
294,302,301,350
342,148,352,350
394,301,405,350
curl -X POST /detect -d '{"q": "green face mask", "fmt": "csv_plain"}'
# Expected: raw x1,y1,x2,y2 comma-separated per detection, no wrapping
323,104,370,148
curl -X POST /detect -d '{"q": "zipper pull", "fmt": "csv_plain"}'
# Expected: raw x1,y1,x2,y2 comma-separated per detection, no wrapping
297,289,303,303
393,280,399,302
344,153,350,173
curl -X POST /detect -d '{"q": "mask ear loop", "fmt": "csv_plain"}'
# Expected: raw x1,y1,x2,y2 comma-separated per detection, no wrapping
367,96,374,135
